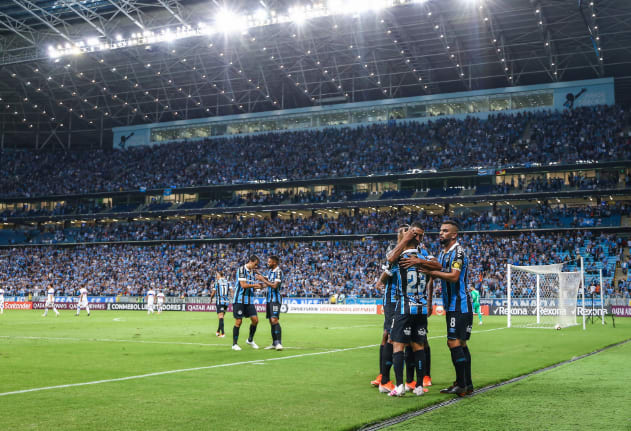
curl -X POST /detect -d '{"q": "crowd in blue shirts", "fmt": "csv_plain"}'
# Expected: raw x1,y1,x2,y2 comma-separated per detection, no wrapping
0,105,628,198
1,231,628,300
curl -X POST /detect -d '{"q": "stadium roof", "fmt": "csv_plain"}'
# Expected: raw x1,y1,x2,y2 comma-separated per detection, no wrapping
0,0,630,148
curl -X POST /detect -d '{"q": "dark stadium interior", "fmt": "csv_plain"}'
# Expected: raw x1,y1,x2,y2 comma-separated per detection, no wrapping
1,0,631,148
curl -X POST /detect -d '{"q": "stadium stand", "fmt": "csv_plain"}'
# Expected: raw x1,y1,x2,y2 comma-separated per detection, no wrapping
0,105,629,198
0,233,627,300
0,202,627,245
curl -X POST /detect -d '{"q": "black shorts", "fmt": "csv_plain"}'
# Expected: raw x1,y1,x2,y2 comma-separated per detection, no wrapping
383,303,396,333
233,303,257,319
446,311,473,341
390,313,428,345
266,302,281,319
216,304,228,314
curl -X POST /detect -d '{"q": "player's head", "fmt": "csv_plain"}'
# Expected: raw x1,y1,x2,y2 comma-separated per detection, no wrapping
247,255,260,269
439,220,460,247
408,222,424,247
268,255,279,269
215,271,223,279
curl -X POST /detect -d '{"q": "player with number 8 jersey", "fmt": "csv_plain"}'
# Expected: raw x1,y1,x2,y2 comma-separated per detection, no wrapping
429,220,474,397
256,256,284,351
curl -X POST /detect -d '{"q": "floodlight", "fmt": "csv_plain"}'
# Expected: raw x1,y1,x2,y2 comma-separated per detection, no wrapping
215,9,247,34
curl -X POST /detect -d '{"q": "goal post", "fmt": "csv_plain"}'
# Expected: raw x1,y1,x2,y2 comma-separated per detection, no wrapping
506,262,583,329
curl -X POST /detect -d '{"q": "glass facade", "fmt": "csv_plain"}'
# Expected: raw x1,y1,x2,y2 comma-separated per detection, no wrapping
150,89,554,143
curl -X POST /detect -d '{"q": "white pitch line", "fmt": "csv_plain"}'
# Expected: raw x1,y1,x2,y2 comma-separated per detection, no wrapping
0,326,508,398
0,343,378,397
0,335,228,348
327,324,381,330
0,335,304,349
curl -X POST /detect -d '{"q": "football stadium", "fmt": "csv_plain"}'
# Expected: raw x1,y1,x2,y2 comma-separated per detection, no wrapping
0,0,631,429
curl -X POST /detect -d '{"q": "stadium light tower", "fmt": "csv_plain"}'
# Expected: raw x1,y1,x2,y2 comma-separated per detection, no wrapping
328,0,385,14
215,9,247,34
288,6,307,25
254,8,269,23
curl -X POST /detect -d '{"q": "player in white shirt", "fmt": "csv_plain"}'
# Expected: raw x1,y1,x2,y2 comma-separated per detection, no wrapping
76,287,90,316
42,285,60,317
156,290,165,314
0,287,4,314
146,285,156,315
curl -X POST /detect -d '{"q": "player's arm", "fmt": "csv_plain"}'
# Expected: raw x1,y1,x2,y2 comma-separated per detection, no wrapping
240,279,265,289
209,287,216,301
399,255,442,271
386,230,418,263
378,271,390,285
428,267,460,282
238,269,263,289
428,249,464,283
239,279,262,289
375,271,389,291
255,273,279,289
426,276,434,316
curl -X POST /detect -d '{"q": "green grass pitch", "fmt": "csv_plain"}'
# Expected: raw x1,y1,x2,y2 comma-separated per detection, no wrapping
0,311,629,430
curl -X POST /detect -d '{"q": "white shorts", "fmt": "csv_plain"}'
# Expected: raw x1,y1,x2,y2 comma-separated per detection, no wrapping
78,300,88,308
0,301,4,309
147,302,155,309
45,300,54,307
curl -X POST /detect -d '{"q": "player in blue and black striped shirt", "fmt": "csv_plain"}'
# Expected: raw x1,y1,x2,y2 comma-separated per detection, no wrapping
372,227,406,393
427,220,474,396
232,255,265,351
386,223,442,397
255,255,284,351
210,271,231,338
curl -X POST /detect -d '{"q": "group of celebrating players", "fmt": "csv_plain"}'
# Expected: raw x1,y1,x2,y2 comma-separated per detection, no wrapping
211,255,285,351
17,253,285,352
372,220,476,397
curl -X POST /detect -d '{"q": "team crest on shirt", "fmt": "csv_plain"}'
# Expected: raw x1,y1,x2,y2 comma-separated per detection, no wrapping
452,262,462,270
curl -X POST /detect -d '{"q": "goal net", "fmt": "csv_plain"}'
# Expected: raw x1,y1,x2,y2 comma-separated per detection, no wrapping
507,263,583,328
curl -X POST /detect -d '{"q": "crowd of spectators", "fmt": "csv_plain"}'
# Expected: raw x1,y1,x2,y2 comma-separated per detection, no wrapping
466,231,625,298
1,231,628,300
10,202,628,245
1,105,629,198
0,240,383,299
